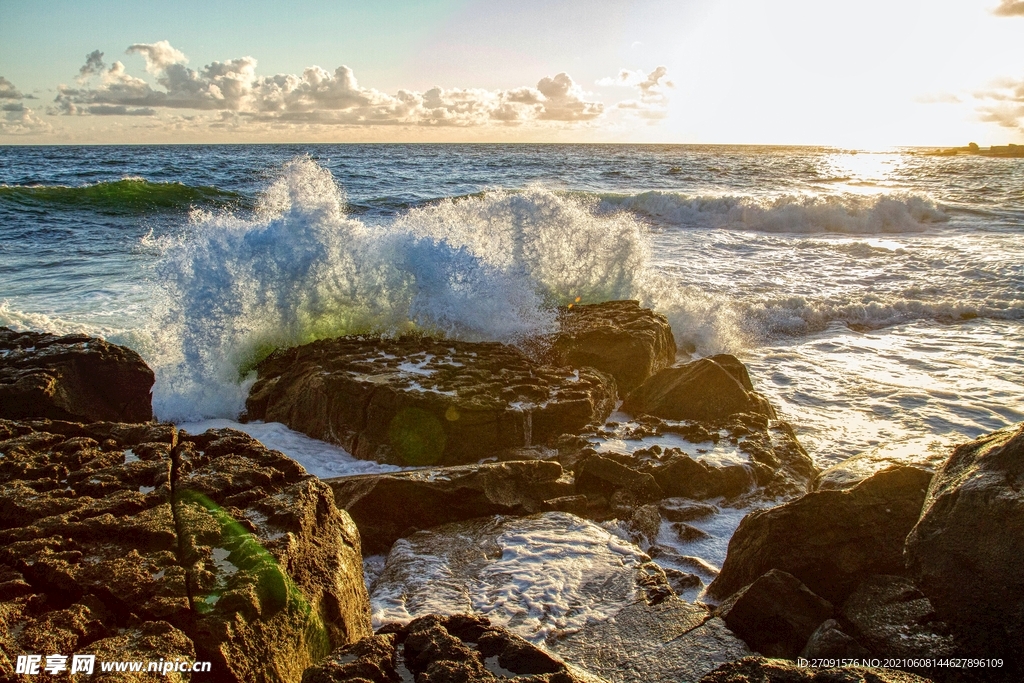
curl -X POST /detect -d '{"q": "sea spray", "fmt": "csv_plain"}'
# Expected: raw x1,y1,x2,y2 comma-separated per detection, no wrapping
151,159,560,421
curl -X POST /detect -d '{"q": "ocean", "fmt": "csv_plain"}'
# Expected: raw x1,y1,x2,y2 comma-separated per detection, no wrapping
2,143,1022,639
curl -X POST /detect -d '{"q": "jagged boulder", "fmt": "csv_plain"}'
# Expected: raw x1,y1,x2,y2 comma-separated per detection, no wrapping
839,575,955,661
905,423,1024,660
716,569,833,659
0,419,370,683
652,454,756,501
709,466,933,605
621,354,775,423
547,300,676,395
303,614,604,683
245,336,616,466
0,328,153,423
327,460,573,555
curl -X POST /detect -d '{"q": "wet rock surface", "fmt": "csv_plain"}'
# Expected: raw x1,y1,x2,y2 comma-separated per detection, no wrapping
303,614,604,683
546,300,676,396
0,419,370,683
245,336,616,467
709,465,933,605
0,328,154,423
905,423,1024,665
699,657,935,682
328,460,573,555
548,598,751,683
621,355,775,423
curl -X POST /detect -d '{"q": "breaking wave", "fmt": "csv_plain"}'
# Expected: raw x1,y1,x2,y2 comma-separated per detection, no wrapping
599,191,949,233
0,178,240,214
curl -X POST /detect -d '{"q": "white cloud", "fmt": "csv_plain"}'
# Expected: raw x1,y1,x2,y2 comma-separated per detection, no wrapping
973,78,1024,130
993,0,1024,17
597,66,673,120
126,40,188,73
53,41,611,128
1,101,51,135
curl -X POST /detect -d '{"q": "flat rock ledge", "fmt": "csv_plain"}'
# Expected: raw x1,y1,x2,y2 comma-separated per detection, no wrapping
0,327,154,423
245,336,616,466
0,419,370,683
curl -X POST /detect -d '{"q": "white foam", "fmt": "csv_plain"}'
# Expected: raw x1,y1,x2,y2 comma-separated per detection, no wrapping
369,513,650,643
176,418,403,478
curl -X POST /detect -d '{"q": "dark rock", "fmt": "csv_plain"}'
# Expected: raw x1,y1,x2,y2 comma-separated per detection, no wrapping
0,328,154,423
0,419,371,683
700,657,936,682
621,355,775,423
301,633,399,683
840,575,955,660
663,568,704,595
709,466,933,605
658,499,719,522
799,619,871,660
905,423,1024,661
303,615,597,683
327,460,572,555
541,494,590,515
717,569,833,659
245,335,616,466
574,454,663,507
625,504,663,547
547,300,676,395
653,454,756,501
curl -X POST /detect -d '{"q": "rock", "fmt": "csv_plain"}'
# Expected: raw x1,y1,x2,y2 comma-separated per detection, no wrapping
652,454,756,501
717,569,833,659
663,568,704,595
658,499,719,522
301,632,400,683
304,614,602,683
905,423,1024,659
621,355,775,423
245,335,616,466
0,328,154,423
0,419,371,683
840,575,955,660
547,300,676,395
327,460,573,555
548,597,751,683
574,455,664,509
700,657,936,682
709,466,933,605
814,439,949,491
799,619,870,660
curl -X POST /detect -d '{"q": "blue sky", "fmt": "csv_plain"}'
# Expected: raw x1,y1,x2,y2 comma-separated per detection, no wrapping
2,0,1023,145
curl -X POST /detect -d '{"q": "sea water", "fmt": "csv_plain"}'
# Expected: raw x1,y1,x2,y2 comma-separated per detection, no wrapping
2,144,1022,640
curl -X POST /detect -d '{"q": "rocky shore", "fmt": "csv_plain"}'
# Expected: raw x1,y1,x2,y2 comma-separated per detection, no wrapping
2,303,1021,682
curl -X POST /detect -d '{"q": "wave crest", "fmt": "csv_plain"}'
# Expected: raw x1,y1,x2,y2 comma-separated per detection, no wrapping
0,178,239,214
601,191,948,233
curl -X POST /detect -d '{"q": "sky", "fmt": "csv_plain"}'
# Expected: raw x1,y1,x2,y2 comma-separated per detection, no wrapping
1,0,1023,147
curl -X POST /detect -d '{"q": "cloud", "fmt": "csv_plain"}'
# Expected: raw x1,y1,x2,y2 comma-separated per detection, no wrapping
126,40,188,73
597,66,673,119
77,50,106,83
993,0,1024,16
973,77,1024,130
52,41,609,127
0,76,23,99
0,100,51,135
